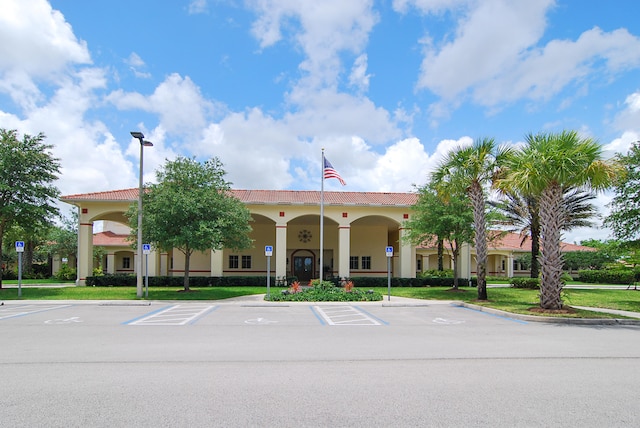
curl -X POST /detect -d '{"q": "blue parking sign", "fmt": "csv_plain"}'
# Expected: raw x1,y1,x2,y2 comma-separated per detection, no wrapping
15,241,25,252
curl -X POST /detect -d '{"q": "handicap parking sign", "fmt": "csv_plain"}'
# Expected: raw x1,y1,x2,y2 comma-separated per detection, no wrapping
142,244,151,254
265,245,273,256
15,241,25,253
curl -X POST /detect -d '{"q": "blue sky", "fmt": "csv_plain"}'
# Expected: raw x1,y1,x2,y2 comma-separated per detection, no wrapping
1,0,640,242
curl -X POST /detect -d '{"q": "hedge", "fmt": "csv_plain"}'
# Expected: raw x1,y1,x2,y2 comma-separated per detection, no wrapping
86,274,275,287
86,274,477,288
577,269,635,285
344,276,476,288
509,277,540,289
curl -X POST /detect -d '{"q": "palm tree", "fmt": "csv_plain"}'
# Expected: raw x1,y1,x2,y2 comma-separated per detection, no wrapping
491,187,597,278
431,138,511,300
499,131,617,310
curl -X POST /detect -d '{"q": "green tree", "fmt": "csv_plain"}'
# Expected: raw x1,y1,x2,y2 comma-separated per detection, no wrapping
46,211,79,264
129,157,253,291
491,187,597,278
404,184,474,289
499,131,617,310
0,129,61,287
5,222,53,278
562,251,614,271
431,138,510,300
604,142,640,241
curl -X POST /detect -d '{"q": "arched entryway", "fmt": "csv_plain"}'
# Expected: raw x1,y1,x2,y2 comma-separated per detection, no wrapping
291,249,315,281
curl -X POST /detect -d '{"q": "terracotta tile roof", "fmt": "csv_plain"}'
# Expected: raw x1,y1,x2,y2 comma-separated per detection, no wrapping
62,188,419,207
61,188,140,202
93,231,130,246
418,231,596,252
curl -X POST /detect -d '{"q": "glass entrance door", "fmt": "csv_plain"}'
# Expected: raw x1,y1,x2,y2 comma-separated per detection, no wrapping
293,256,314,281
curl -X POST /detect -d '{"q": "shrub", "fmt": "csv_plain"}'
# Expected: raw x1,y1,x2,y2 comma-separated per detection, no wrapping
55,264,76,281
419,269,454,278
577,269,634,285
269,287,383,302
310,279,334,290
2,268,17,280
509,277,540,289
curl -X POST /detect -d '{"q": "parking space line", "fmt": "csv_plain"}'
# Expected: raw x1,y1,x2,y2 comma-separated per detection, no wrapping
313,305,386,326
124,304,218,326
0,304,72,321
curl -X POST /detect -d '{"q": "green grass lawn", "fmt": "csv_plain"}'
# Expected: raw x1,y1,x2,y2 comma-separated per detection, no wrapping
0,286,265,301
372,286,640,318
1,284,639,319
2,279,75,285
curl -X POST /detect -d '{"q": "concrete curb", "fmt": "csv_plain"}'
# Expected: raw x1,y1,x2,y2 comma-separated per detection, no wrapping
453,301,640,325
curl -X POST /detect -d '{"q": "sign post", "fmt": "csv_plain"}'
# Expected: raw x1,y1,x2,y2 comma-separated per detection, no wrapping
142,244,151,299
16,241,24,298
265,246,273,300
385,246,393,301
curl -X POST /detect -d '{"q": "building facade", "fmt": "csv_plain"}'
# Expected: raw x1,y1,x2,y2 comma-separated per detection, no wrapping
61,188,594,285
62,189,420,285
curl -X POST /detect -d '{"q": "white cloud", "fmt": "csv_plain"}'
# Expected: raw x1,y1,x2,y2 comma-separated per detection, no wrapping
614,91,640,134
0,0,91,110
107,73,217,137
393,0,469,14
125,52,151,79
248,0,378,90
603,131,638,158
352,136,473,192
417,0,553,100
188,0,208,15
0,0,90,76
406,0,640,118
348,54,371,93
285,89,400,144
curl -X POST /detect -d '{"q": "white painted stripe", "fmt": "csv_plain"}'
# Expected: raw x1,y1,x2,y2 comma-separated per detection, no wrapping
313,305,381,326
129,304,216,326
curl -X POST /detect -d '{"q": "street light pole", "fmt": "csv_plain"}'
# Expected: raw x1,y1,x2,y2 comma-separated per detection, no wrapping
131,131,153,298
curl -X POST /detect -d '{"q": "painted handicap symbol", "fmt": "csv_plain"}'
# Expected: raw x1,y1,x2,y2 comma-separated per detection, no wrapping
244,317,278,325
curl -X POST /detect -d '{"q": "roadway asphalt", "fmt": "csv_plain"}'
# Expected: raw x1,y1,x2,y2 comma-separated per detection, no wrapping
2,297,640,427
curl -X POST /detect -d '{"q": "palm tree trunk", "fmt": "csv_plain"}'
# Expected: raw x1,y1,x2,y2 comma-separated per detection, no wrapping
470,181,488,300
539,183,564,310
530,223,540,278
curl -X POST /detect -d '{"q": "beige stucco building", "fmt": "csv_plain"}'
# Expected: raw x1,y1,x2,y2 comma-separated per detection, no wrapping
61,188,593,285
62,188,426,285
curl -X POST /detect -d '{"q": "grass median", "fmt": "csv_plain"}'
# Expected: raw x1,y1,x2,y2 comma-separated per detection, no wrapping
1,284,639,319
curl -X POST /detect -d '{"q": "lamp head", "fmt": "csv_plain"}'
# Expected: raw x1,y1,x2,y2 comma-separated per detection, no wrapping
142,140,154,147
130,131,145,140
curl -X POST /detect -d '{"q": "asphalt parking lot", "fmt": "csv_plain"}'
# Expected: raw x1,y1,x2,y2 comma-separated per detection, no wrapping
2,299,639,427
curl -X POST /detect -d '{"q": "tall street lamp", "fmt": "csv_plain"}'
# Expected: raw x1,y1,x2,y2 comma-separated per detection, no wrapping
131,131,153,298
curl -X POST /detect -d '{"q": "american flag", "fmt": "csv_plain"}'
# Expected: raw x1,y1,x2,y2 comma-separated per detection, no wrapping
323,157,346,186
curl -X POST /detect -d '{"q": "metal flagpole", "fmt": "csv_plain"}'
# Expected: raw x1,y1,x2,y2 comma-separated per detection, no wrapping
320,148,324,281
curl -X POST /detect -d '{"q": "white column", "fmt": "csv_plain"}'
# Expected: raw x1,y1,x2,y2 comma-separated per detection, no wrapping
106,253,115,274
275,224,287,280
398,228,415,278
338,225,350,279
507,253,514,277
211,250,224,276
160,252,169,276
460,243,472,283
147,250,158,277
76,211,93,286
